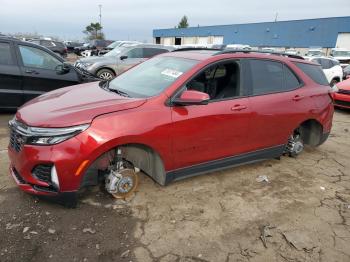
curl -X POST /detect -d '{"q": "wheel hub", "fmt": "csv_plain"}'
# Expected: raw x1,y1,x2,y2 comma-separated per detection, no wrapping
105,168,139,199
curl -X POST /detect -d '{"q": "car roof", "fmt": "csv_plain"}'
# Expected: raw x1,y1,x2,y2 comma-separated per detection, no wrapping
162,49,313,64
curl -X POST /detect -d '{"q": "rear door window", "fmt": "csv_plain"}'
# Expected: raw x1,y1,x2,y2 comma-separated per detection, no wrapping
284,65,301,90
143,48,169,58
126,48,143,58
248,60,284,95
0,42,15,65
294,62,329,86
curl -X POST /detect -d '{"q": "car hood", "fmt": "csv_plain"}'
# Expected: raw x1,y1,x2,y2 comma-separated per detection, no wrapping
338,78,350,91
78,56,116,64
16,82,147,127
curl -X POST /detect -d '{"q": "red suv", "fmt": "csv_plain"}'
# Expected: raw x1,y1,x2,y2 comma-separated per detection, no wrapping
8,50,334,205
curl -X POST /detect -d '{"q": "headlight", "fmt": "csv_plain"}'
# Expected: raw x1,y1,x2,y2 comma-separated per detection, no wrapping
26,124,89,145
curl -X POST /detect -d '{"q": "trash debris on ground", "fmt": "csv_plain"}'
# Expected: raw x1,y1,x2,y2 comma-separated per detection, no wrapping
48,228,56,234
256,175,269,183
120,250,130,258
82,228,96,234
282,230,317,252
22,227,29,233
320,186,325,191
260,225,275,248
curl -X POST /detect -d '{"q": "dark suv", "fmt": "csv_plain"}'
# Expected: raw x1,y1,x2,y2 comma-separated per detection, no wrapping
8,49,334,205
29,39,68,57
0,36,96,109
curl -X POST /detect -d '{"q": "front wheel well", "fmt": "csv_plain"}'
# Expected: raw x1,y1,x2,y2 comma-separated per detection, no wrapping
81,143,167,188
96,67,116,76
297,119,323,146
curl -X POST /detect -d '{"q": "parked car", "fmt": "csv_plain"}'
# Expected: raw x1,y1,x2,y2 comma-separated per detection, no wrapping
98,40,141,56
285,48,299,55
0,36,97,109
73,43,90,56
305,48,325,57
28,39,67,57
74,39,113,57
330,48,350,68
64,41,84,53
332,78,350,109
343,64,350,79
8,49,334,206
305,56,343,86
75,44,173,80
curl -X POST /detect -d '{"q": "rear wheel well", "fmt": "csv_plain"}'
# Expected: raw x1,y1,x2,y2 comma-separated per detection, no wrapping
298,119,323,146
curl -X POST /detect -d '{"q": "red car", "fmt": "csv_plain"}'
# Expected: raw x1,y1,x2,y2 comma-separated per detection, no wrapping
333,78,350,109
8,50,334,206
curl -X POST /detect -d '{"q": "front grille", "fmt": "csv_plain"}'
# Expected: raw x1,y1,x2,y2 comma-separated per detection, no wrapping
334,99,350,107
32,164,53,183
12,168,26,184
338,89,350,95
9,128,25,152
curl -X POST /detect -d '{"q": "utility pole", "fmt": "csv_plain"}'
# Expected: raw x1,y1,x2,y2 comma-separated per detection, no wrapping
99,4,102,26
274,12,278,22
98,4,102,38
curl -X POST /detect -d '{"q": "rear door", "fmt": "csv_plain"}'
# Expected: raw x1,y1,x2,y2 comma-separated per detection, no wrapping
0,40,23,108
244,59,307,150
15,43,80,103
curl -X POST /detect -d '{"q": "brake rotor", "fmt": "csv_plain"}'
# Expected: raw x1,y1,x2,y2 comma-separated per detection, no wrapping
112,168,139,199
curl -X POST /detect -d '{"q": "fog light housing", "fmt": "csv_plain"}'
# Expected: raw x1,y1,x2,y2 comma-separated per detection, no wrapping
51,166,59,189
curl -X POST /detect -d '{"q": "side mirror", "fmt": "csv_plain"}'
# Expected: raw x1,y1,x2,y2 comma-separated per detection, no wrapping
172,90,210,106
120,55,128,60
55,62,71,75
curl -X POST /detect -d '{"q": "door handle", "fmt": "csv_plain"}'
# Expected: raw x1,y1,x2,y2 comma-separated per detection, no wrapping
292,95,305,101
231,104,247,111
25,70,39,75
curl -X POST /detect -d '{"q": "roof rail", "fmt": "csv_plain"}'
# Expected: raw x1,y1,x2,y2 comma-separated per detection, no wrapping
214,49,305,60
172,47,222,52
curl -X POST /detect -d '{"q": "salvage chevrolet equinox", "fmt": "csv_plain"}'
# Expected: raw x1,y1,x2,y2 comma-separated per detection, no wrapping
8,50,334,206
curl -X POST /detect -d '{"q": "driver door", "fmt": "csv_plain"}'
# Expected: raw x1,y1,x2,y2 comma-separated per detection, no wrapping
170,60,252,170
116,47,147,75
16,43,79,103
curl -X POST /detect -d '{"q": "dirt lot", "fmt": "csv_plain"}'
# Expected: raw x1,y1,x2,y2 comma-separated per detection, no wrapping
0,110,349,262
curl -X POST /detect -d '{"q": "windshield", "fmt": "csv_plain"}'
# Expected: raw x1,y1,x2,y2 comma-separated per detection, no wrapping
108,56,198,98
107,41,122,49
332,51,350,57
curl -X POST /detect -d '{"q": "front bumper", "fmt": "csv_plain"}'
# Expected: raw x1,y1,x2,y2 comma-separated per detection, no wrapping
7,133,96,196
333,92,350,109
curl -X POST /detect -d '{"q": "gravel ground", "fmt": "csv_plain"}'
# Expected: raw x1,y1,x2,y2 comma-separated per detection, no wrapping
0,109,349,262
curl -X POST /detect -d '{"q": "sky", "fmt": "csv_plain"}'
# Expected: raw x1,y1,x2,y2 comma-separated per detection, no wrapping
1,0,350,42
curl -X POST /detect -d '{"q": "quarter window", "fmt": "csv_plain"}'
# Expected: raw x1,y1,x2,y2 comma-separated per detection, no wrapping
19,45,61,70
0,42,14,65
294,62,329,86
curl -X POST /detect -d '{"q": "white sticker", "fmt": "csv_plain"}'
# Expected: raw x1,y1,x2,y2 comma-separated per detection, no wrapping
161,68,183,78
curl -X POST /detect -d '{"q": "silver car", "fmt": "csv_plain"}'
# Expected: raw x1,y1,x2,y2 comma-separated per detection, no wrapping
75,44,173,80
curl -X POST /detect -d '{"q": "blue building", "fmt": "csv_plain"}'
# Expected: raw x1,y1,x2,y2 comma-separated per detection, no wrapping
153,16,350,50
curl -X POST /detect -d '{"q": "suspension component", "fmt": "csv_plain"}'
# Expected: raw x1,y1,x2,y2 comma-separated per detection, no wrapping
105,168,139,199
286,133,304,157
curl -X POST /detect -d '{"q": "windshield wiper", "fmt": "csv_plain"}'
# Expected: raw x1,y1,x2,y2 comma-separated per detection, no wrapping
100,81,131,97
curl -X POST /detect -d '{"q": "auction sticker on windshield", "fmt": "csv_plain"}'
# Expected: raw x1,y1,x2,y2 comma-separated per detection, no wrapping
161,69,183,78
